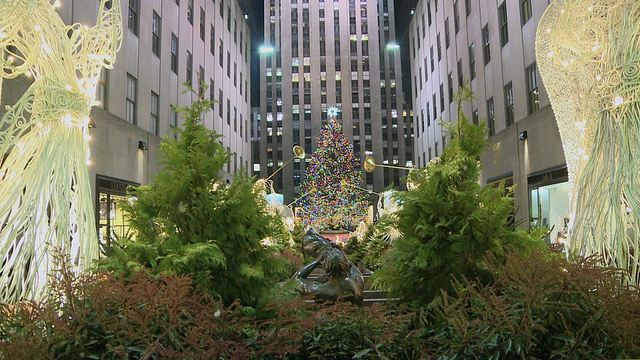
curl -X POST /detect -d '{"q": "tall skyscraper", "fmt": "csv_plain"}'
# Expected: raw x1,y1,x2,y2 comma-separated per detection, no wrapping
254,0,410,204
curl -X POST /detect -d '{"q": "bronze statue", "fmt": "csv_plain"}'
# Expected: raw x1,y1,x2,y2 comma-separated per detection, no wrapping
293,230,364,306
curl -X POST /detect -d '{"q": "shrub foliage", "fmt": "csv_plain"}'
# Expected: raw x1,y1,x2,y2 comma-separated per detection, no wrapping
371,88,544,306
96,86,288,307
0,252,428,359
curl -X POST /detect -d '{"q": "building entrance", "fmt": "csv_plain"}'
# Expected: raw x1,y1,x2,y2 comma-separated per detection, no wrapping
96,175,139,255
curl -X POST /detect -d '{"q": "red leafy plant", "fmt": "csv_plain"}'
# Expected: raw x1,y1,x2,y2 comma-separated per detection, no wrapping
426,247,640,359
0,249,430,359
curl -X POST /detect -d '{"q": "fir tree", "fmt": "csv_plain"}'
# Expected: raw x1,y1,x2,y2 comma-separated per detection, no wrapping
371,88,544,306
298,117,368,231
97,86,288,307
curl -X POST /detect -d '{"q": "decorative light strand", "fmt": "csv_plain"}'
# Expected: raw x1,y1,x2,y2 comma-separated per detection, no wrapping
536,0,640,286
0,0,122,303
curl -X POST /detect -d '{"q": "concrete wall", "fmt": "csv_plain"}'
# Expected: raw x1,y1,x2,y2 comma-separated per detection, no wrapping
481,105,565,224
88,106,163,192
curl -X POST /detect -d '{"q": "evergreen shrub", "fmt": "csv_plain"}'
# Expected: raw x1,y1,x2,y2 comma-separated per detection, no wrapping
96,86,289,307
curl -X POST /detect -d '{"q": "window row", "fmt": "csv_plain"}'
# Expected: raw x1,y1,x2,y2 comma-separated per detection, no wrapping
120,73,249,141
131,2,248,70
415,62,538,138
411,0,534,59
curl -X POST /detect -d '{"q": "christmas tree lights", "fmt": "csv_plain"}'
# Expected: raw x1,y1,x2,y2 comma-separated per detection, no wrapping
298,118,368,231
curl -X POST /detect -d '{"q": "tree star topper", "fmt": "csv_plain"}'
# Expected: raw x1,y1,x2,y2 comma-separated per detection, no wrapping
327,106,340,119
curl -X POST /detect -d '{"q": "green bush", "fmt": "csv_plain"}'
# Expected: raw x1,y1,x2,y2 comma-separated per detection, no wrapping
96,86,289,307
297,302,425,359
0,251,256,359
344,214,398,271
371,88,545,306
425,247,640,359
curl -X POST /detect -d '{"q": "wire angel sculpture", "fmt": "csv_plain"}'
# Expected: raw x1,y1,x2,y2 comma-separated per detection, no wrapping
536,0,640,285
0,0,122,302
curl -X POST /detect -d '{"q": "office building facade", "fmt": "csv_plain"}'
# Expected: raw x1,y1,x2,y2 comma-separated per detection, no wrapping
254,0,410,204
409,0,569,237
1,0,251,246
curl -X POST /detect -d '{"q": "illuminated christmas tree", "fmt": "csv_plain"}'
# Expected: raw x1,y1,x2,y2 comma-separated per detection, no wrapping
298,114,368,231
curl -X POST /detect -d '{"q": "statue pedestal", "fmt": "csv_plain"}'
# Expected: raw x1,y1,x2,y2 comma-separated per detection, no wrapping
320,230,351,245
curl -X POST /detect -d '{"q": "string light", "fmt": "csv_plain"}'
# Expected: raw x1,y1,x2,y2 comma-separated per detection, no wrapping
536,0,640,287
612,96,624,107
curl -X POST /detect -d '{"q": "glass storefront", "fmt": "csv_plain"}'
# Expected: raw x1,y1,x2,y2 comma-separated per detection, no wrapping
96,176,138,254
528,167,569,245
